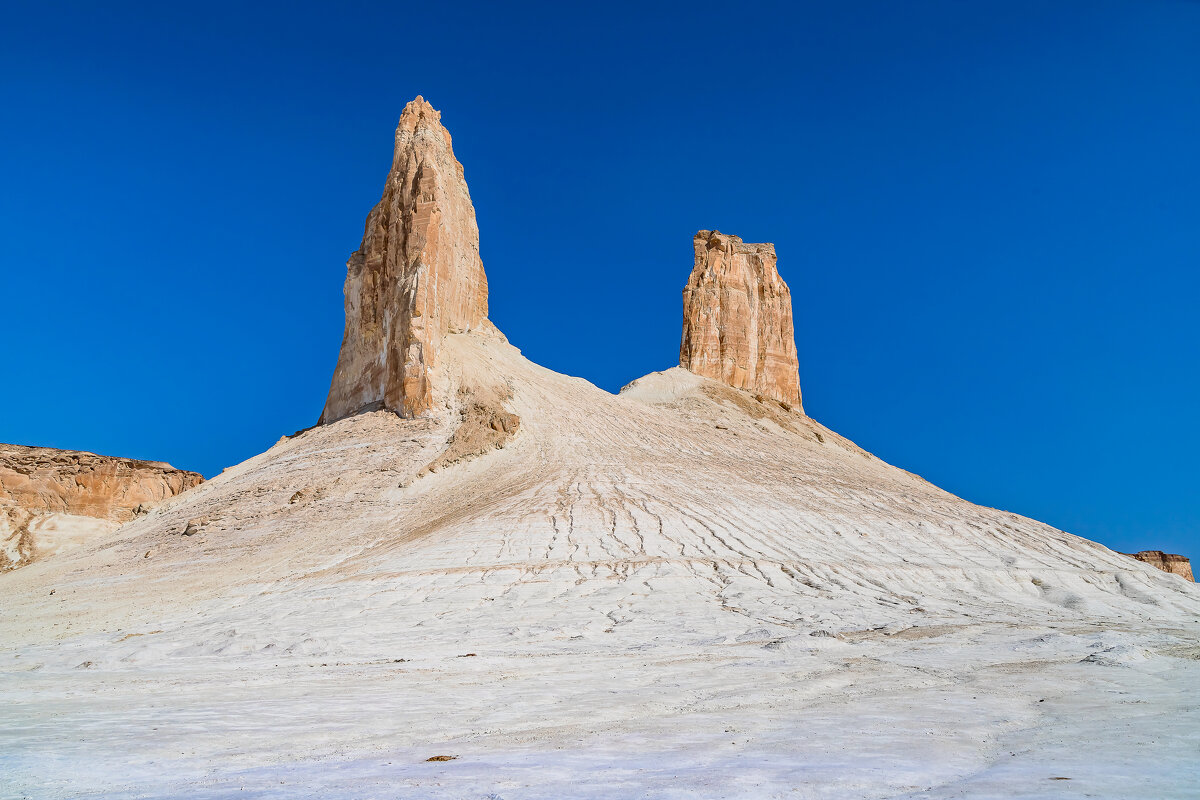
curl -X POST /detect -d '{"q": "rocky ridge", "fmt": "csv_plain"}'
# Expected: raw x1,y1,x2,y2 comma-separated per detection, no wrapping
1124,550,1194,581
0,443,202,569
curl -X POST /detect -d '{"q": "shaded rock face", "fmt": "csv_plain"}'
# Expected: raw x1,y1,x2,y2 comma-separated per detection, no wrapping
320,96,490,423
680,230,802,410
1,443,202,569
1124,551,1194,581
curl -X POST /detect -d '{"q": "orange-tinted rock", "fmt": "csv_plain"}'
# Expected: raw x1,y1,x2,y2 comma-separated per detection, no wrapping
0,443,202,523
320,96,490,423
1,443,202,569
680,230,802,410
1123,550,1194,581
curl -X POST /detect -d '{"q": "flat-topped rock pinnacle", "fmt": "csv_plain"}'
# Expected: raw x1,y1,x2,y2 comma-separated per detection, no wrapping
680,230,802,410
320,97,490,423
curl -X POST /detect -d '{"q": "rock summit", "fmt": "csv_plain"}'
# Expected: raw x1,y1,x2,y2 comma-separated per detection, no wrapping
680,230,803,410
320,97,491,423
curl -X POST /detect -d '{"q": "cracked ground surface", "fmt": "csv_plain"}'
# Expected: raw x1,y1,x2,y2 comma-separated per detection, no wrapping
3,333,1198,798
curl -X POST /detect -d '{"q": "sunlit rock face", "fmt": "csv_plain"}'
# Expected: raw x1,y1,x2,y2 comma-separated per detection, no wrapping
680,230,802,410
0,444,202,522
320,96,490,423
1124,550,1194,581
0,443,202,569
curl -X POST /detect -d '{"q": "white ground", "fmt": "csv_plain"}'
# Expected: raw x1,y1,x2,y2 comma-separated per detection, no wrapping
2,512,120,567
3,333,1198,799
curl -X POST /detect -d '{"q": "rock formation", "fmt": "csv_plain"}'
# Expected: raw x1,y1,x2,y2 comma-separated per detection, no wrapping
680,230,803,410
7,98,1200,799
1,443,202,569
1123,550,1194,581
320,96,491,423
0,444,203,523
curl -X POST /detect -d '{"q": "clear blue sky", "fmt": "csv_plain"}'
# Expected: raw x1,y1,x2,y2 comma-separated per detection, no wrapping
3,1,1198,557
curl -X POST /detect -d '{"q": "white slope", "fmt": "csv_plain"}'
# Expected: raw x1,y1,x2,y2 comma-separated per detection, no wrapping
2,333,1198,799
1,511,121,567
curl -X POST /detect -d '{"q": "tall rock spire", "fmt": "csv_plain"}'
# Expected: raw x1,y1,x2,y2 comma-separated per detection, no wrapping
320,97,490,423
680,230,803,411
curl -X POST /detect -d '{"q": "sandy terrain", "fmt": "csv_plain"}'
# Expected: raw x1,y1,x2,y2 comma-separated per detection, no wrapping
2,333,1198,798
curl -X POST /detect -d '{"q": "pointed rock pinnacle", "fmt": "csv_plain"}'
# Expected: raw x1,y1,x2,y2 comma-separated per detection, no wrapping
320,97,490,423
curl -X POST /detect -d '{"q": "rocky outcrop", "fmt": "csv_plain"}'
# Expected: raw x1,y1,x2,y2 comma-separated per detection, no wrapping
1123,551,1194,581
0,444,203,522
320,96,491,424
1,443,202,569
680,230,803,410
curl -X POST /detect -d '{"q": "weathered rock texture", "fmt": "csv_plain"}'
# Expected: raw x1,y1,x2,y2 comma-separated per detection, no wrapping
0,444,203,523
320,96,490,423
680,230,802,411
1124,550,1194,581
417,383,520,479
1,443,202,569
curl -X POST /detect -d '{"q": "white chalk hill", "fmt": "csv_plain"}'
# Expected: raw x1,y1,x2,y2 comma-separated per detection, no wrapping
4,99,1198,799
7,331,1194,650
5,332,1199,797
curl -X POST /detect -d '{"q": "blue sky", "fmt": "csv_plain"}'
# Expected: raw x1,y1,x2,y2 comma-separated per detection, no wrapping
2,1,1198,557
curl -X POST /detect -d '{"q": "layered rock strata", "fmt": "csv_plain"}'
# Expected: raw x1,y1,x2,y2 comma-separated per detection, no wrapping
320,96,490,423
0,444,203,522
680,230,803,410
1,443,202,569
1124,550,1194,581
